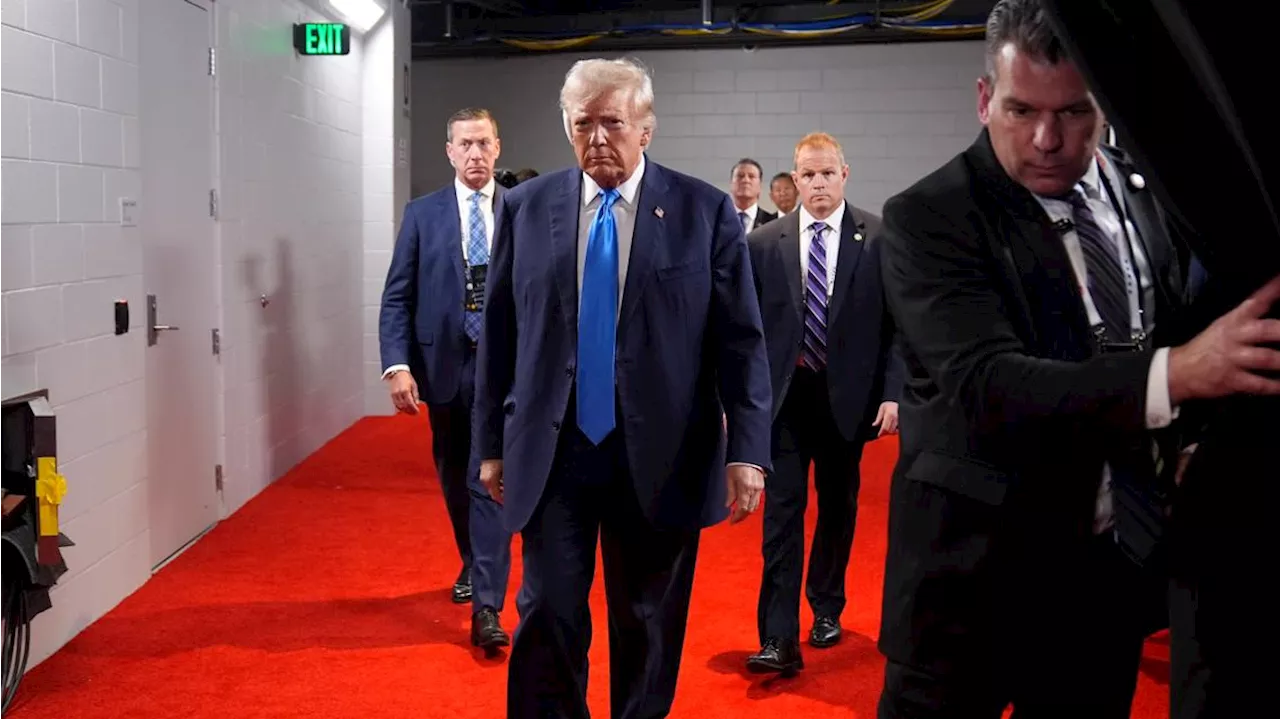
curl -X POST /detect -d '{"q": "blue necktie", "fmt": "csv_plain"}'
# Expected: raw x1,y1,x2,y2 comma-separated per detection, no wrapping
577,188,621,444
464,191,488,341
801,221,829,370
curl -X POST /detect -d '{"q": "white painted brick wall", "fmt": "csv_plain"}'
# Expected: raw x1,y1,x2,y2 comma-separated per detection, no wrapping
1,0,384,667
214,0,366,514
408,41,984,215
2,0,152,667
362,1,413,416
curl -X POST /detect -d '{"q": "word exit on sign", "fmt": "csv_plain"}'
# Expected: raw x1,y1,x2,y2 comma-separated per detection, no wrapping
292,22,351,56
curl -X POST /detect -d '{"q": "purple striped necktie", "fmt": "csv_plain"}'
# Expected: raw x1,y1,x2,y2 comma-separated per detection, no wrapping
801,221,829,370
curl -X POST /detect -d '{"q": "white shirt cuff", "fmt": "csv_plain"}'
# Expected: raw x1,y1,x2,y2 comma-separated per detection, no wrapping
381,364,410,380
1145,347,1178,429
727,462,763,473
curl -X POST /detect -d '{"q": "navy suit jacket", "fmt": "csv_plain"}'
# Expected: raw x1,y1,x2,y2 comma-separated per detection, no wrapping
379,183,504,405
748,205,903,442
474,159,774,533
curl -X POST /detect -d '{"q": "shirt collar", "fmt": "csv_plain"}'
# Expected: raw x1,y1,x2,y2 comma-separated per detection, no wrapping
455,176,496,202
798,200,846,235
582,154,645,207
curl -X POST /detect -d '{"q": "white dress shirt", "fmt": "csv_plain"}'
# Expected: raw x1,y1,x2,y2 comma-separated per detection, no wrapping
381,176,497,379
1030,158,1176,533
734,202,760,230
796,201,846,297
578,155,644,311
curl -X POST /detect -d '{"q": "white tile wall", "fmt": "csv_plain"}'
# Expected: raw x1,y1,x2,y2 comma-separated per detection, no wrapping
361,9,394,415
408,41,985,215
214,0,366,514
2,0,152,668
1,0,389,667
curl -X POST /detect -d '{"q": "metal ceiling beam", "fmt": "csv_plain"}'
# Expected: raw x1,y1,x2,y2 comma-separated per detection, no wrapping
410,0,523,16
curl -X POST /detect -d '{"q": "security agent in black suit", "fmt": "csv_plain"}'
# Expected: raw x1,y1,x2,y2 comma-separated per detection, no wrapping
1037,3,1280,716
744,132,902,675
730,158,778,232
875,3,1280,717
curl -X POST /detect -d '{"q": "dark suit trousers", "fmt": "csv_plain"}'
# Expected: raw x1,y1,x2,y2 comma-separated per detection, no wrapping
878,536,1155,719
426,346,511,611
508,407,701,719
759,367,863,644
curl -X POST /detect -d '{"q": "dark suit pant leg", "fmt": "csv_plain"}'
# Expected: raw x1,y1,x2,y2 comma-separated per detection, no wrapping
426,395,473,573
1169,566,1274,718
599,480,700,719
757,402,811,645
1007,540,1151,719
507,433,605,719
458,351,513,613
879,539,1151,719
806,436,863,620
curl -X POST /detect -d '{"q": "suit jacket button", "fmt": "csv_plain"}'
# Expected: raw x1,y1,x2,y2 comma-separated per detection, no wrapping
551,421,561,431
565,365,574,376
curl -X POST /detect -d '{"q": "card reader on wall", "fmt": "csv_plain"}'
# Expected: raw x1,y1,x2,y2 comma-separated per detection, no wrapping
114,300,128,335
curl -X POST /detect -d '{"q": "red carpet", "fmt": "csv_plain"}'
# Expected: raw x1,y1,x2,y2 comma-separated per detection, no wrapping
8,415,1171,717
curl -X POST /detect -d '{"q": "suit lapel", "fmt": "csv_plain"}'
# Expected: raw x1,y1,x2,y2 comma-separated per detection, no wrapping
780,213,804,323
619,160,668,333
969,131,1092,349
827,205,867,326
549,171,582,337
442,183,465,289
1100,152,1180,312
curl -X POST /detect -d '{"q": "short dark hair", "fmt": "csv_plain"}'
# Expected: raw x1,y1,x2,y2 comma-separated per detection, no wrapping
731,158,763,179
514,168,539,182
771,172,795,186
446,107,497,142
984,0,1068,81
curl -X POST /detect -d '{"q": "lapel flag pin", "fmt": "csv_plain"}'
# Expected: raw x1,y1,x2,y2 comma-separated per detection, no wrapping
1128,173,1146,190
853,232,864,242
654,207,664,218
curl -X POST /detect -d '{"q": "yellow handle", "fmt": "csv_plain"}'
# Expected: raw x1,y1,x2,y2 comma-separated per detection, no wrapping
35,457,67,537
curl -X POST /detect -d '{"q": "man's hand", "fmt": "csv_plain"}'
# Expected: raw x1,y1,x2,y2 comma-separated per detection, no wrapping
480,459,504,503
387,371,420,415
725,464,765,524
1167,274,1280,404
873,401,900,437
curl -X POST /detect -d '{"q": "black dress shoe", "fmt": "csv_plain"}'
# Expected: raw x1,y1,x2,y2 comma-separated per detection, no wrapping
809,616,841,648
746,637,803,675
471,607,510,650
452,567,472,604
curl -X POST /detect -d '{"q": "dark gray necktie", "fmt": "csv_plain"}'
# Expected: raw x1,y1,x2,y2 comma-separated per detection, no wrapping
1065,189,1131,342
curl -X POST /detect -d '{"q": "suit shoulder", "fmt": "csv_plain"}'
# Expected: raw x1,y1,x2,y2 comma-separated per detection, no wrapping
657,164,731,208
746,217,785,247
503,167,575,208
410,185,454,207
882,150,975,227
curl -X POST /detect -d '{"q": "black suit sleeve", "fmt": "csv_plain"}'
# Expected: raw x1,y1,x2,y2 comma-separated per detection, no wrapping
880,194,1153,437
474,195,518,461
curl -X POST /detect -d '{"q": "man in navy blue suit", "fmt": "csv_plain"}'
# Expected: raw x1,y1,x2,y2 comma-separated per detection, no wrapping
379,107,513,652
745,132,902,675
474,58,774,719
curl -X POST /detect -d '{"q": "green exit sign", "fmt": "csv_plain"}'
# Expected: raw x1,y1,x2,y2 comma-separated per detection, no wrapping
293,23,351,56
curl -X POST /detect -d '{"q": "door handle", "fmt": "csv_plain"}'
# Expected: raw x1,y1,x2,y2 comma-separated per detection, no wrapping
147,294,180,346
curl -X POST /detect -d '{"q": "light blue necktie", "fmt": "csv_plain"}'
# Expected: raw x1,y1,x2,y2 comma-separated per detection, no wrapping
464,191,488,341
577,188,621,444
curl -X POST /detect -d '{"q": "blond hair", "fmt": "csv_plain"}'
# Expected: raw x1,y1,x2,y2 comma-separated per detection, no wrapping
793,132,846,168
